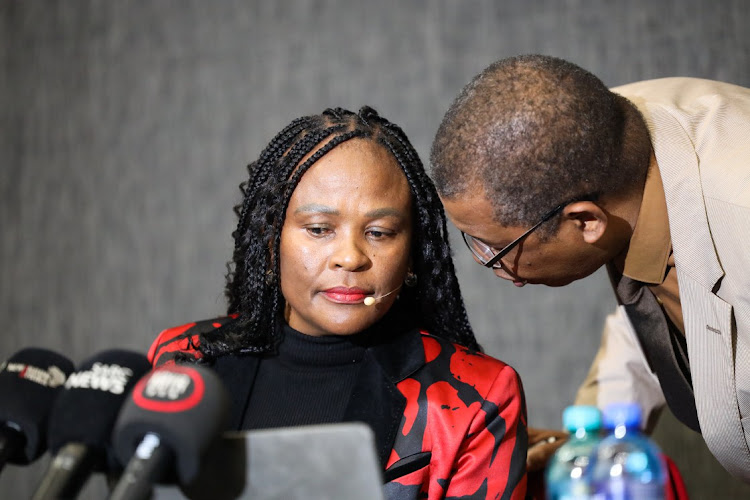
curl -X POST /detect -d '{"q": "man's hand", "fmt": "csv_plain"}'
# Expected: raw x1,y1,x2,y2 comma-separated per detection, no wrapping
526,427,568,472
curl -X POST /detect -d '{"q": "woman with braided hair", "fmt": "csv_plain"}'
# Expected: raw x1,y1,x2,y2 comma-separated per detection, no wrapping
148,107,527,499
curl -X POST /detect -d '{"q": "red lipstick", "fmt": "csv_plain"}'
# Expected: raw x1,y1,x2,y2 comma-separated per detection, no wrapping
322,287,369,304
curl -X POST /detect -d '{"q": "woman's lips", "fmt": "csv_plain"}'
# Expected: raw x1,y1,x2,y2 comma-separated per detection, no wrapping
323,287,369,303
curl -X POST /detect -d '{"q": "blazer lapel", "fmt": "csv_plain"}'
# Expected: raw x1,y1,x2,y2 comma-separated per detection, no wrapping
343,328,425,468
644,103,724,290
211,354,261,431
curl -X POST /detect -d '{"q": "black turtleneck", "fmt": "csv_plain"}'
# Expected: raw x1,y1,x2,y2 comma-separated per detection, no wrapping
241,324,368,430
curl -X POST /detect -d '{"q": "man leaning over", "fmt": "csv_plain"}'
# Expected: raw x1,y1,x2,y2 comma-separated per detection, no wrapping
430,54,750,481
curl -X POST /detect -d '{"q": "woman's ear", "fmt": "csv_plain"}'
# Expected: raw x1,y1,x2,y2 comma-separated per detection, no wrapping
563,201,608,244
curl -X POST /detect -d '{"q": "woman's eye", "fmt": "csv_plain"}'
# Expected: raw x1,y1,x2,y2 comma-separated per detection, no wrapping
367,228,393,239
306,226,331,237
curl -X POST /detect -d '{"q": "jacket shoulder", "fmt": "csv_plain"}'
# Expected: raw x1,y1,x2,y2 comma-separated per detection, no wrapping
612,77,750,99
417,332,519,396
147,315,237,366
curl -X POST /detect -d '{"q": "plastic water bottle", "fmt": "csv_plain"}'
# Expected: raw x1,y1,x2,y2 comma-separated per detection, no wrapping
588,402,666,500
545,405,602,499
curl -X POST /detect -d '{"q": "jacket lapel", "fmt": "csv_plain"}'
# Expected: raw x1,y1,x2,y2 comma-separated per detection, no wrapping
211,354,261,431
645,103,724,291
343,328,425,468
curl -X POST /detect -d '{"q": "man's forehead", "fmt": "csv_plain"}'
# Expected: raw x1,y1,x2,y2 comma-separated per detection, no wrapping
440,193,511,241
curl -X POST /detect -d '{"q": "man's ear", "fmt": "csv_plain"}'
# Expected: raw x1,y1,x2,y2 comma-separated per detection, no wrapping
563,201,608,244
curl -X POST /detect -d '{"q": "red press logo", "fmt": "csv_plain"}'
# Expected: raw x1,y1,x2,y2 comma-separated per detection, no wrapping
132,366,204,413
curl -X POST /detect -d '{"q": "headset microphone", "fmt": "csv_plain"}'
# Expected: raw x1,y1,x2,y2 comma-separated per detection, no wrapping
363,286,402,306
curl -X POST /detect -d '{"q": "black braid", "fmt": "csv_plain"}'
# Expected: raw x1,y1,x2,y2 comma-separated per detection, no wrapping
356,108,476,348
374,123,477,350
200,107,480,360
234,117,320,235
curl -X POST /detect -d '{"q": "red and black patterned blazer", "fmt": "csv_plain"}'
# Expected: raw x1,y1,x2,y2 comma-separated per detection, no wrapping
149,317,528,500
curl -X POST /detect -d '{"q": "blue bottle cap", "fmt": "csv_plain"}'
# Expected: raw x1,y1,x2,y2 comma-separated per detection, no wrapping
562,405,602,432
602,402,642,429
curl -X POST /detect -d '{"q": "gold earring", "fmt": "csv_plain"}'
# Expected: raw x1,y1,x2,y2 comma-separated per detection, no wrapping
265,269,275,285
404,271,417,287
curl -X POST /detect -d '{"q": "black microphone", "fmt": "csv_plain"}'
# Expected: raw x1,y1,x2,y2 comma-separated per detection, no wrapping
363,285,402,306
110,363,230,500
32,350,152,500
0,348,75,472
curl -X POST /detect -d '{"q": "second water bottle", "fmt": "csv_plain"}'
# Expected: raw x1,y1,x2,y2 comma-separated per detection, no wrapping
588,402,666,500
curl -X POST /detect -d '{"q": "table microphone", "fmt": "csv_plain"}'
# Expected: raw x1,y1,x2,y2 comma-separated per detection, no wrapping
363,285,402,306
0,348,74,472
32,350,152,500
110,363,230,500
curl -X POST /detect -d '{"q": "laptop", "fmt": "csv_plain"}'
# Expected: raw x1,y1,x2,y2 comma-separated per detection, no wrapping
154,422,384,500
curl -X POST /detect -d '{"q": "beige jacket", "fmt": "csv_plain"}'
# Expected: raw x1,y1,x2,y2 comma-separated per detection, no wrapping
576,77,750,481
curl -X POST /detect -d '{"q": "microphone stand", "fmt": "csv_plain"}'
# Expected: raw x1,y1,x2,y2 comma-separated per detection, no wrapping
32,443,95,500
109,433,174,500
0,425,25,472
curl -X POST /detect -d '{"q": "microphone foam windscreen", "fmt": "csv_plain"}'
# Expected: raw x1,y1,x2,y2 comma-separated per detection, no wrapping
0,348,75,463
47,350,152,456
113,363,230,484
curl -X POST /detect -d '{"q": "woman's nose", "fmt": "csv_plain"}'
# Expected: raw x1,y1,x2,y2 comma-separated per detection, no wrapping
329,235,371,271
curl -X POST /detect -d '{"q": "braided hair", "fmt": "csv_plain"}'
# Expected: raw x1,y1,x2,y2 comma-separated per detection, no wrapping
199,106,478,359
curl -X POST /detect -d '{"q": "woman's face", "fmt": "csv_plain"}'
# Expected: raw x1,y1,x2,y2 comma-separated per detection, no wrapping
279,138,413,336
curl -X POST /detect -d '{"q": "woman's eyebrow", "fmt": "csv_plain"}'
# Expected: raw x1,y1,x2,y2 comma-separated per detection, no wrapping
365,208,406,219
294,203,338,215
294,205,405,219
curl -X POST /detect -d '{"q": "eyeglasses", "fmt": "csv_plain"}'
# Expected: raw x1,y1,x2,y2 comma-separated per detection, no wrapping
460,201,569,269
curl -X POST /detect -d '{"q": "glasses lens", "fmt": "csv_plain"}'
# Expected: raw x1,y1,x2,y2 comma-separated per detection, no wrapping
462,233,497,265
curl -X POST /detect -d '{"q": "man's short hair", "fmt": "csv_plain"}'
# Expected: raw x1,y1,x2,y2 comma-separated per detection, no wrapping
430,54,650,234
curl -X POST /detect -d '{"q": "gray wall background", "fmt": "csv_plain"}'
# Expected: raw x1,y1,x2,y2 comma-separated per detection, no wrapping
2,1,749,498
